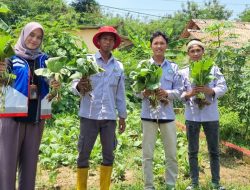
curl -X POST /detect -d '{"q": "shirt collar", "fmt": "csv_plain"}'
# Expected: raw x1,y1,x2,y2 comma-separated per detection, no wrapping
96,51,114,64
150,57,168,67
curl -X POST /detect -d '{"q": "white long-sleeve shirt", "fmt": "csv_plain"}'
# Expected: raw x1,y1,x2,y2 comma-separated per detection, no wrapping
180,65,227,122
140,58,183,120
71,51,127,120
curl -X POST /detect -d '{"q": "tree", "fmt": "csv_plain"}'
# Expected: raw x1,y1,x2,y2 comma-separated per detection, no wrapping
180,1,201,19
70,0,100,13
0,0,30,24
199,0,232,20
179,0,232,20
0,0,69,25
239,8,250,22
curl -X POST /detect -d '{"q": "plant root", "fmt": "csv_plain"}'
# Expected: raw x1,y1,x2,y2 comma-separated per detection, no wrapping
79,77,92,97
194,97,211,109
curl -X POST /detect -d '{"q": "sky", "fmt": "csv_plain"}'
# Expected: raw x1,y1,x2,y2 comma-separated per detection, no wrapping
92,0,250,20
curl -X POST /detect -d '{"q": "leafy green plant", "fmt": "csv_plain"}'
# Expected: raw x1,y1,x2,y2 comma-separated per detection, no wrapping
40,113,79,170
0,5,14,62
204,21,233,48
69,55,105,96
130,60,168,108
235,66,250,140
0,6,16,112
127,27,151,60
0,36,13,61
204,21,250,147
218,106,249,148
190,57,216,109
35,56,69,101
0,2,10,14
0,63,16,112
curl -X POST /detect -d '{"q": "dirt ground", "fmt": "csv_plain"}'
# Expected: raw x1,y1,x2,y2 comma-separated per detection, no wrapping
36,148,250,190
199,150,250,187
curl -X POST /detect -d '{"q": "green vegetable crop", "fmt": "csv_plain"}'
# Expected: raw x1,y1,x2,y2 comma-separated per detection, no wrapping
0,62,16,112
130,60,168,108
70,55,105,96
0,20,16,112
190,56,216,109
35,56,69,101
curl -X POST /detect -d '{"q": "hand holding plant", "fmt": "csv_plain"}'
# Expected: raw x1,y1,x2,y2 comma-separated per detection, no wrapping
185,87,198,100
130,60,168,108
47,79,61,101
0,64,16,112
155,88,169,104
35,56,69,102
76,77,92,96
0,18,16,111
190,57,216,109
70,55,105,96
142,89,152,98
195,86,215,96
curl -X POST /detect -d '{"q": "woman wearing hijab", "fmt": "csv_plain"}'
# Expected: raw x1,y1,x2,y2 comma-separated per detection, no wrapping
0,22,60,190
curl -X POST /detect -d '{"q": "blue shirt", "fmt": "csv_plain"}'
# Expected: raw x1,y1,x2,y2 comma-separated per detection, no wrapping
72,51,127,120
180,65,227,122
140,58,183,120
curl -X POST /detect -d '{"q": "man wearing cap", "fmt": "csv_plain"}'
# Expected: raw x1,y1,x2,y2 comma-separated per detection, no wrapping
180,39,227,190
72,26,127,190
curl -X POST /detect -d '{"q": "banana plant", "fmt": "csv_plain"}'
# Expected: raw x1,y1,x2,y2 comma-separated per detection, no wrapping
70,55,105,96
190,56,216,109
130,60,168,108
35,56,70,101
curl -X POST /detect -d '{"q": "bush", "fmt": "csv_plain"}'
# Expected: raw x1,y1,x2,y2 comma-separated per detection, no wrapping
40,113,79,169
219,106,242,141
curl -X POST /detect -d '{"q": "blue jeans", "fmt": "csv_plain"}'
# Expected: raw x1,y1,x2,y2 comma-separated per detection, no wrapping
185,120,220,185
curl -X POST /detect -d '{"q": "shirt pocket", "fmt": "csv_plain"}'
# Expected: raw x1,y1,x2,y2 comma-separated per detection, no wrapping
109,72,121,87
162,75,174,89
90,73,102,88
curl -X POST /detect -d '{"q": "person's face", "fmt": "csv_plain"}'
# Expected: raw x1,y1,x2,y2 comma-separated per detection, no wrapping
98,33,115,52
151,35,167,57
188,45,204,61
24,28,43,50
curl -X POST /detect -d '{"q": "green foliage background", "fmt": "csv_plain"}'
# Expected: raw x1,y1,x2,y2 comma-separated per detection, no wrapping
1,0,250,189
